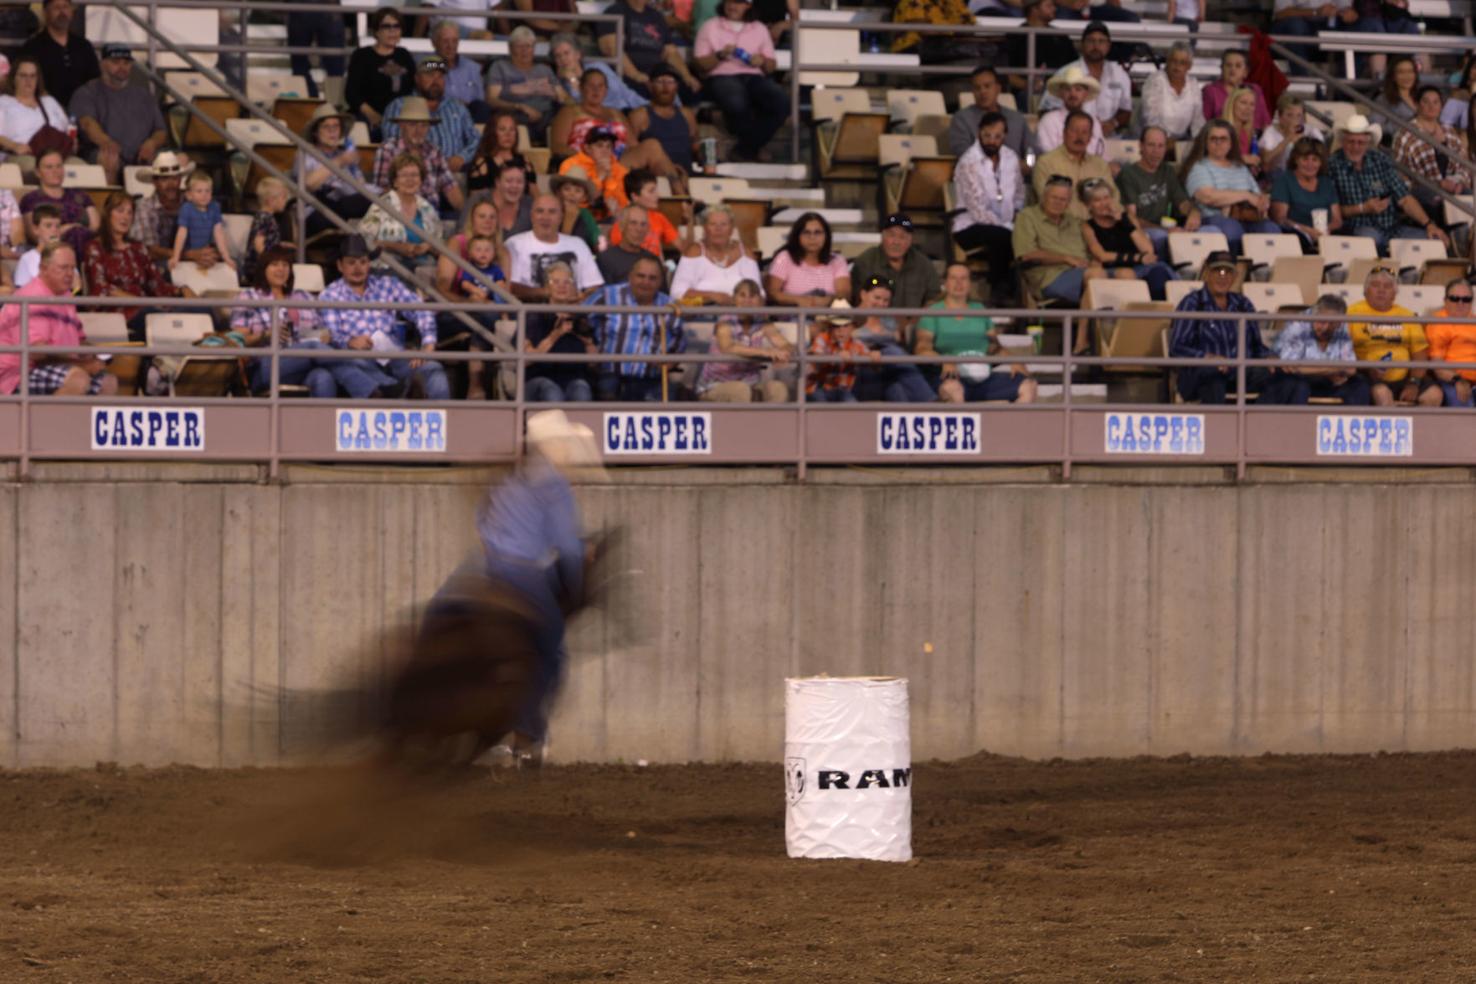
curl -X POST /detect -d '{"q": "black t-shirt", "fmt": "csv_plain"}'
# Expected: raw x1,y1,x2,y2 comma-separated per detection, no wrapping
1004,29,1075,85
18,30,99,109
597,244,661,289
596,0,672,76
1088,216,1139,266
344,46,417,118
527,311,595,385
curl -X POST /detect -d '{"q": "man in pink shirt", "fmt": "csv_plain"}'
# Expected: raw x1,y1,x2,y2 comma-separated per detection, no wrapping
693,0,788,163
0,243,117,396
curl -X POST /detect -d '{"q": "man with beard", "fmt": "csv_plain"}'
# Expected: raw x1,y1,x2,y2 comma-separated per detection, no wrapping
69,44,168,186
630,65,698,175
585,254,685,401
1035,65,1106,156
382,56,479,173
952,112,1025,304
947,65,1032,164
17,0,97,108
1038,21,1133,136
131,151,214,267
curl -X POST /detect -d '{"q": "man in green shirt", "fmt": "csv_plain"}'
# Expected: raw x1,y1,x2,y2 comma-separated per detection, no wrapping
1115,125,1202,260
850,213,941,335
1012,175,1106,307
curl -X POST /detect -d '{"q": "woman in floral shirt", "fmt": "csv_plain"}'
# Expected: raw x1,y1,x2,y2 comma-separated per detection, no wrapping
82,191,189,340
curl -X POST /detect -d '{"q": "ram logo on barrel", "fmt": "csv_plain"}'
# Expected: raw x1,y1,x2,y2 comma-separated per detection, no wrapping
816,768,912,790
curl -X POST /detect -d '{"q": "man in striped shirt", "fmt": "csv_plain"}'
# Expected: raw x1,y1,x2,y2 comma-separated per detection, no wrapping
1169,250,1294,404
585,255,686,401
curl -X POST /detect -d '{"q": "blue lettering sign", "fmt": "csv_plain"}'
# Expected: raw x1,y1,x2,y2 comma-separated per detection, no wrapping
90,407,207,452
1104,413,1205,455
334,409,449,453
1315,415,1413,457
602,412,713,455
875,413,982,455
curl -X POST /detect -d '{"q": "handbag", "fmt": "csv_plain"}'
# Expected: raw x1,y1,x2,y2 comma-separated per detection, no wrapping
27,103,74,157
1228,203,1264,223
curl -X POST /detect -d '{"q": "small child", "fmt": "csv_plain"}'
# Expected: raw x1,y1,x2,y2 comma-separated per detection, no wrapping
243,176,297,283
611,168,681,256
171,171,235,271
14,203,62,289
453,233,506,301
806,300,879,402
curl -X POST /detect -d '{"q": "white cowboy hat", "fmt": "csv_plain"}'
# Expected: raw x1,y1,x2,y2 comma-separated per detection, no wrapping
391,95,440,125
824,298,855,326
1336,113,1382,144
527,410,604,472
551,165,599,203
1046,65,1102,101
139,150,195,182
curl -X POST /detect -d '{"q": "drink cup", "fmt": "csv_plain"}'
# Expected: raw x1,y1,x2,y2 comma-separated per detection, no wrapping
1027,325,1045,354
1312,209,1329,234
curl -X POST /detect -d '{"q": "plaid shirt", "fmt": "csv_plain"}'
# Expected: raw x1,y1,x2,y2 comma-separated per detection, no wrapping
372,137,457,204
585,283,685,377
807,330,871,394
1169,287,1270,360
1392,124,1465,188
1328,149,1410,235
381,95,480,164
129,192,179,250
320,274,436,349
81,238,179,321
1275,317,1355,365
229,287,323,343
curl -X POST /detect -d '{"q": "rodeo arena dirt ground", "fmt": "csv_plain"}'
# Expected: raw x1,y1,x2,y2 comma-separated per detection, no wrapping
3,752,1476,982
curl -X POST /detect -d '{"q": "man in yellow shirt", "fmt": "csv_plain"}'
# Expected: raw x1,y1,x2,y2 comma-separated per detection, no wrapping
1424,278,1476,407
1346,266,1437,407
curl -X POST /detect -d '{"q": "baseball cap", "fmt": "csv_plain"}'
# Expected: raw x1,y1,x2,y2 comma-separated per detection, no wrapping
648,64,678,81
417,55,448,73
1082,20,1111,40
1203,250,1237,273
586,126,618,144
882,213,914,232
101,43,134,60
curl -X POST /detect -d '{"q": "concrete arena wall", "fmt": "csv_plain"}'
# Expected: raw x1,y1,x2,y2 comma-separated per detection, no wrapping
1,465,1474,768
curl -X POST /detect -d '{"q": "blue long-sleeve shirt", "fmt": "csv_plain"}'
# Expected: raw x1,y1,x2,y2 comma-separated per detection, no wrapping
1170,286,1270,361
477,461,584,602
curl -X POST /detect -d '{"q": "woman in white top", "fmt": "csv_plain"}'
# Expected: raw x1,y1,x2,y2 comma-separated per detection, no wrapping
670,204,761,305
0,55,68,160
1139,42,1204,142
1259,93,1324,174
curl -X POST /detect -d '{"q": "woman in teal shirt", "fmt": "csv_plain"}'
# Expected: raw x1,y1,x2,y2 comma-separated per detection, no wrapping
1268,137,1343,254
916,263,1038,403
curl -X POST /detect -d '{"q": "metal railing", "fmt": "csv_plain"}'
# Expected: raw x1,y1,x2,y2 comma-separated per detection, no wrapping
6,293,1476,479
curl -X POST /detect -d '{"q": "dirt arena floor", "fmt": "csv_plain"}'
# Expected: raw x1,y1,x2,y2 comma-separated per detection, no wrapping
3,751,1476,982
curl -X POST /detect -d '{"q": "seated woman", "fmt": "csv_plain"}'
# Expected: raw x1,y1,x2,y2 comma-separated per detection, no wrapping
549,68,686,193
695,278,792,402
359,152,442,274
763,211,851,314
465,110,538,194
344,6,417,135
231,245,340,397
300,105,373,236
1079,179,1176,301
523,261,597,401
1222,87,1262,173
1181,119,1279,255
671,204,762,305
1259,94,1324,175
489,160,534,240
1270,137,1343,253
1376,54,1419,132
920,262,1037,404
0,55,69,166
81,190,193,341
434,194,513,398
20,148,97,256
1394,85,1470,217
693,0,789,163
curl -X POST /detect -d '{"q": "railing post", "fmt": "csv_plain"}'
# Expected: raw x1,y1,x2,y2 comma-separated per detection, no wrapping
795,310,807,481
1026,30,1037,114
790,23,802,165
514,306,526,465
1061,312,1072,481
17,300,29,480
1235,315,1247,481
268,304,281,480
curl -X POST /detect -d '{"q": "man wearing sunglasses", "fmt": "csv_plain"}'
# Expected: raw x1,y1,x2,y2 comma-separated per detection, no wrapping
1272,294,1372,406
1424,279,1476,407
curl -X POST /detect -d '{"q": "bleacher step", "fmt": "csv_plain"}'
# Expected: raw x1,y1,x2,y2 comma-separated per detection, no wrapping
717,163,808,182
772,207,864,225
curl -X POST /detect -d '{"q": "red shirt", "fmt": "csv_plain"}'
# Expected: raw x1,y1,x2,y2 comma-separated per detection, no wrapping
82,238,180,322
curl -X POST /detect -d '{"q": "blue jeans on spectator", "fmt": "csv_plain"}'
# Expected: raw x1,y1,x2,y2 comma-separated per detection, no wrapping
1042,267,1087,304
527,376,593,401
248,339,338,397
1177,365,1291,404
809,387,858,402
1347,222,1428,255
597,373,663,401
385,357,451,400
1273,15,1326,63
1144,225,1171,261
1435,379,1474,407
855,338,936,402
325,355,400,398
1199,213,1281,256
1279,373,1371,405
286,9,345,99
708,75,789,161
1132,262,1176,301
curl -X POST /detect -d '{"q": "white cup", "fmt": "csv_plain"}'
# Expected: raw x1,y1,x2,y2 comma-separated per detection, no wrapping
1311,209,1329,234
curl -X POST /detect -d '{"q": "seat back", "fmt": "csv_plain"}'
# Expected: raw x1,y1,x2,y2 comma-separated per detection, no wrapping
1397,283,1445,314
181,95,243,149
293,263,325,294
221,213,253,265
0,162,22,190
122,165,151,197
1103,138,1140,167
1319,234,1378,268
163,70,226,101
1241,233,1302,270
1388,236,1448,278
1271,255,1327,304
1084,277,1151,310
272,97,326,139
1305,100,1358,134
146,312,216,347
1167,231,1230,273
812,88,872,123
878,133,937,170
80,311,130,344
799,30,861,87
1164,280,1203,307
756,225,787,259
1241,281,1305,313
62,164,109,188
688,176,751,205
887,89,947,129
225,117,293,148
1101,301,1171,371
1317,283,1361,308
247,73,311,105
170,262,241,296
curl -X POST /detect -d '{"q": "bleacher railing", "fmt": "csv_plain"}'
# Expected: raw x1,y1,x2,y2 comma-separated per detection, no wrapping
6,294,1476,479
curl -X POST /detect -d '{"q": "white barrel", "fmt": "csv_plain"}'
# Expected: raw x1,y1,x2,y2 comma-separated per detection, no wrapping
784,676,912,862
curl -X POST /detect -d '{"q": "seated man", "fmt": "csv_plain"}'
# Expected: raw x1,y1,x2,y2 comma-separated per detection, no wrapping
1035,66,1106,157
585,254,686,401
319,234,450,399
0,243,116,397
1425,278,1476,407
1005,0,1077,98
630,66,698,175
1347,265,1434,406
372,97,465,216
849,213,938,336
1116,125,1201,260
1169,250,1289,404
1012,174,1106,308
506,193,605,301
947,64,1032,162
131,151,199,266
483,27,560,139
597,205,661,287
382,57,479,174
1037,22,1132,137
17,0,98,109
1273,294,1372,405
952,111,1025,304
428,21,490,123
68,44,167,185
1329,114,1448,255
1033,111,1119,220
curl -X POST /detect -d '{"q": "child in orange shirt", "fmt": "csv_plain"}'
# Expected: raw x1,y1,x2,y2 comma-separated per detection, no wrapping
609,168,681,257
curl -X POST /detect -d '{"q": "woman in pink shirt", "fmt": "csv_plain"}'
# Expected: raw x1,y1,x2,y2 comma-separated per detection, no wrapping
763,211,852,311
694,0,789,162
1201,50,1270,131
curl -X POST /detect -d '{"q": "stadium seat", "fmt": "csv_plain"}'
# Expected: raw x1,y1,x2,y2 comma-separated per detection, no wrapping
145,311,235,398
62,164,109,188
1086,279,1153,358
1241,282,1305,313
811,88,871,124
756,225,787,259
81,312,144,394
1338,256,1388,290
689,176,751,205
221,213,253,266
1099,301,1170,374
163,70,226,101
122,166,151,197
1397,284,1444,314
798,29,862,88
1241,233,1302,279
1168,231,1230,277
348,120,371,148
1103,138,1140,167
170,261,241,297
887,90,947,131
1271,255,1326,305
179,95,245,150
1388,238,1456,284
1318,234,1378,280
1305,100,1358,134
247,74,311,106
1318,282,1361,307
1164,279,1203,306
272,96,326,140
292,263,325,293
878,134,954,220
816,100,889,181
0,163,21,190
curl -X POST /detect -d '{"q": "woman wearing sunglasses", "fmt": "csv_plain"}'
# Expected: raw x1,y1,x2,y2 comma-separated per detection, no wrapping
1424,280,1476,407
345,7,417,134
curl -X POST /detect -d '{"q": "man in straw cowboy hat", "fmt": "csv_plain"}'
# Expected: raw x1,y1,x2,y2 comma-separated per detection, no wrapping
131,150,211,267
1038,22,1133,137
372,95,466,216
1328,112,1450,254
1035,65,1108,157
473,408,605,764
381,54,479,173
